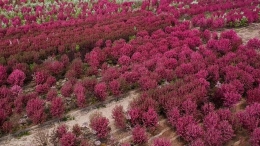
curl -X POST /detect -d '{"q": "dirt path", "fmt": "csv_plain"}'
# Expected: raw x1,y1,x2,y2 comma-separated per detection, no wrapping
234,23,260,43
0,91,139,146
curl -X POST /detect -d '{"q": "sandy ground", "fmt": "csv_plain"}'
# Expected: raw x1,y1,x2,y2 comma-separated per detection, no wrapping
234,23,260,43
0,91,139,146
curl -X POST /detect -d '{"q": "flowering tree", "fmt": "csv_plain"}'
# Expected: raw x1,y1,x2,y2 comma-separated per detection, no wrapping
153,138,171,146
56,124,68,138
250,127,260,146
118,55,131,66
1,121,13,134
26,98,46,124
76,94,86,108
176,115,196,138
50,97,64,119
142,107,158,128
35,83,49,95
132,125,147,144
0,109,7,126
7,69,26,86
138,76,157,91
236,103,260,131
59,132,76,146
128,107,141,125
72,124,82,136
90,112,110,139
166,107,181,127
46,76,56,87
61,81,73,97
181,98,197,116
184,123,203,142
109,79,121,96
0,65,7,85
47,88,58,101
34,71,48,85
48,61,64,75
201,103,215,115
94,82,107,101
112,105,127,129
247,87,260,104
190,138,205,146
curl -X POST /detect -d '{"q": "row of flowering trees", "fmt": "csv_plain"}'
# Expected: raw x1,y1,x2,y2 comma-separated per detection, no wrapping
0,10,174,64
140,0,260,30
0,0,135,28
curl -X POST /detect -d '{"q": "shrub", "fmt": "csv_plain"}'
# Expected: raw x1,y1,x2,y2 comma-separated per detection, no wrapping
50,97,64,119
118,55,131,66
121,143,131,146
223,92,241,107
72,124,82,136
216,108,232,122
184,123,203,142
128,107,141,125
203,112,220,129
132,125,147,144
79,139,91,146
90,112,110,139
215,83,241,107
69,58,83,77
109,79,121,96
247,87,260,104
60,54,70,67
236,103,260,131
76,94,86,108
181,98,197,116
85,49,105,68
153,138,171,146
204,127,222,146
201,103,215,115
138,76,157,91
61,81,73,97
7,69,26,86
0,109,7,125
56,124,68,138
0,86,11,99
46,76,56,87
94,82,107,101
73,82,86,97
82,77,97,92
102,67,120,82
0,65,7,85
142,107,158,128
190,138,205,146
112,105,127,129
34,71,48,85
35,83,49,95
10,85,22,96
217,120,234,143
48,61,64,75
250,127,260,146
26,98,46,124
247,38,260,50
59,132,76,146
65,69,77,81
2,121,13,133
176,115,196,138
46,88,58,101
166,107,181,127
